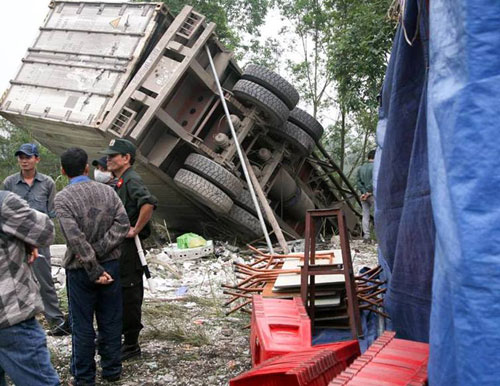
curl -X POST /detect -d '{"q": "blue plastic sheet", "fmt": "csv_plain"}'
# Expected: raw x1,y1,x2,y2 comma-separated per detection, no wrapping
428,1,500,384
375,0,435,343
312,309,379,352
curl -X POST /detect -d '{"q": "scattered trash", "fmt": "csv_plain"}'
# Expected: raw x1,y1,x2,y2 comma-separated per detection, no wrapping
164,240,214,261
176,233,207,249
175,286,189,296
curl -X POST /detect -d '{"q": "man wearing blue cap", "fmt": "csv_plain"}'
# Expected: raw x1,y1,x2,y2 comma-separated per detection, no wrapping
2,143,69,336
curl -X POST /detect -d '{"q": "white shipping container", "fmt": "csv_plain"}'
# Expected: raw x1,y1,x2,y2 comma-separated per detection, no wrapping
0,1,171,128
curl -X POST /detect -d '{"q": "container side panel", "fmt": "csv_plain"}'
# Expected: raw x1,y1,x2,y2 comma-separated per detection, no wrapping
4,86,108,125
45,2,156,34
0,2,166,129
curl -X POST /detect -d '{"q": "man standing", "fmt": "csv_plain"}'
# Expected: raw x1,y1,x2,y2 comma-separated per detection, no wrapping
102,139,157,361
2,143,68,336
92,156,117,187
0,189,60,385
55,148,130,385
356,150,376,243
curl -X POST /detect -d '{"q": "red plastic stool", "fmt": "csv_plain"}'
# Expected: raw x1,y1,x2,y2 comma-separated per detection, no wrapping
328,331,429,385
231,347,350,386
250,295,311,366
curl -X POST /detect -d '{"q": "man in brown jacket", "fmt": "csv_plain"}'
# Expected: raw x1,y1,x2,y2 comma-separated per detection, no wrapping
55,147,129,385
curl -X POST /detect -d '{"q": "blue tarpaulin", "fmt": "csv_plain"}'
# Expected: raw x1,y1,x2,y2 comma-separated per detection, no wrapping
375,0,434,344
428,1,500,384
376,0,500,384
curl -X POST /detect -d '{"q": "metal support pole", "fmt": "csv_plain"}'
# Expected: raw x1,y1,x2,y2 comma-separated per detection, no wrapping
134,235,154,292
205,45,274,254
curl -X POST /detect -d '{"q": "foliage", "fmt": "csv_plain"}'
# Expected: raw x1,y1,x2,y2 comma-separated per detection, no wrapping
270,0,394,173
324,0,395,166
275,0,334,118
326,0,394,115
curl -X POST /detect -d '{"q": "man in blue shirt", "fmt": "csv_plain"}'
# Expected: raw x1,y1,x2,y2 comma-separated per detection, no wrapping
2,143,69,336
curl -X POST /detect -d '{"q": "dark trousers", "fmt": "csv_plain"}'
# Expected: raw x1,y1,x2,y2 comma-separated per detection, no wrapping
66,260,122,386
120,239,144,344
33,247,65,326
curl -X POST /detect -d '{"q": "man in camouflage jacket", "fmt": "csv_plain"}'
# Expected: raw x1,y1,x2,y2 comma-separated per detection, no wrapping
0,190,59,385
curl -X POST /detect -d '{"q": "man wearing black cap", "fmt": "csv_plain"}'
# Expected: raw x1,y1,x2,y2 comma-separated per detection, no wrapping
92,156,117,187
102,139,157,361
2,143,69,336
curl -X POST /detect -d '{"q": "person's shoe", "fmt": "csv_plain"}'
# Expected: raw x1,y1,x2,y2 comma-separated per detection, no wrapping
121,343,141,361
102,374,121,382
362,238,371,244
48,318,71,336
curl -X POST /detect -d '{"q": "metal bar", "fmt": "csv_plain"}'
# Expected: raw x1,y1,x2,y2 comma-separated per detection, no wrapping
315,143,362,207
39,27,144,37
131,22,215,140
101,6,196,132
311,153,361,218
190,60,217,93
9,80,113,98
155,108,197,143
21,58,126,72
28,47,131,60
337,209,363,338
205,44,274,255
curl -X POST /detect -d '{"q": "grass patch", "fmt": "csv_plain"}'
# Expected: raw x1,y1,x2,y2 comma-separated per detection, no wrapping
143,321,210,347
144,301,185,319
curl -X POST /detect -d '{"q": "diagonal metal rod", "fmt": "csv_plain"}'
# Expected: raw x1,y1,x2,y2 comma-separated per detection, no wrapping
205,45,274,254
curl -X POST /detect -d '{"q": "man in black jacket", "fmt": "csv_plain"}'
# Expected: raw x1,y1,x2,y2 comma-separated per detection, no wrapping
102,139,157,361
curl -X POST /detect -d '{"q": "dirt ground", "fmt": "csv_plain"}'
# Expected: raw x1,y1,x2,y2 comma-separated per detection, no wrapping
43,239,378,385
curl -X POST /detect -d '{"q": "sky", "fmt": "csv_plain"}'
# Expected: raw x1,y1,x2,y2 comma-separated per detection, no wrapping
0,0,123,93
0,1,51,92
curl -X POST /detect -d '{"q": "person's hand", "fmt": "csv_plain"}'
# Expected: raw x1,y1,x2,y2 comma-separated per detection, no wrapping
126,226,138,238
360,193,367,201
95,271,114,285
26,245,39,264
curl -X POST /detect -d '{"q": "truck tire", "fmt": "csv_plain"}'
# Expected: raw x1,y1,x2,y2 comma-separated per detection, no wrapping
242,64,299,110
288,107,325,142
234,188,265,216
227,204,263,239
272,121,316,156
184,153,243,199
232,79,289,127
174,168,233,214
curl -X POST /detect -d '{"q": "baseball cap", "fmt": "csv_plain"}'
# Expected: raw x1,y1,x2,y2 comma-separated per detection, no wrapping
100,139,136,157
92,156,108,168
15,143,39,157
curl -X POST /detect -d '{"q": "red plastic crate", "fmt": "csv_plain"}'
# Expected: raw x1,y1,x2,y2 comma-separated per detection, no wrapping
313,341,361,369
328,331,429,385
231,348,348,386
251,295,312,366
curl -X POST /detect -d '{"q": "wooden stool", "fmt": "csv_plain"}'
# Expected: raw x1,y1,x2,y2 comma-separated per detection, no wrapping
300,208,363,339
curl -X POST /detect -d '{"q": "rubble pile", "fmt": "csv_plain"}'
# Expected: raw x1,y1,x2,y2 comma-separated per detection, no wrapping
45,240,378,385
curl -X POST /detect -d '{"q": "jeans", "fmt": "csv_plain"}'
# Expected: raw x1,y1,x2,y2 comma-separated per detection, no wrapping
361,195,375,239
67,260,122,386
0,318,59,386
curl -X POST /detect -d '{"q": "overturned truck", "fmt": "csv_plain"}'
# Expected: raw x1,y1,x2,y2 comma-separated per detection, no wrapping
0,1,360,240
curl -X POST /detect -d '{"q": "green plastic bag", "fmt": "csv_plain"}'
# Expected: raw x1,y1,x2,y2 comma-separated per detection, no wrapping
176,233,207,249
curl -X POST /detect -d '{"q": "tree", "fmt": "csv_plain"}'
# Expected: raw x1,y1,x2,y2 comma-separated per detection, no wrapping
275,0,334,118
325,0,395,167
